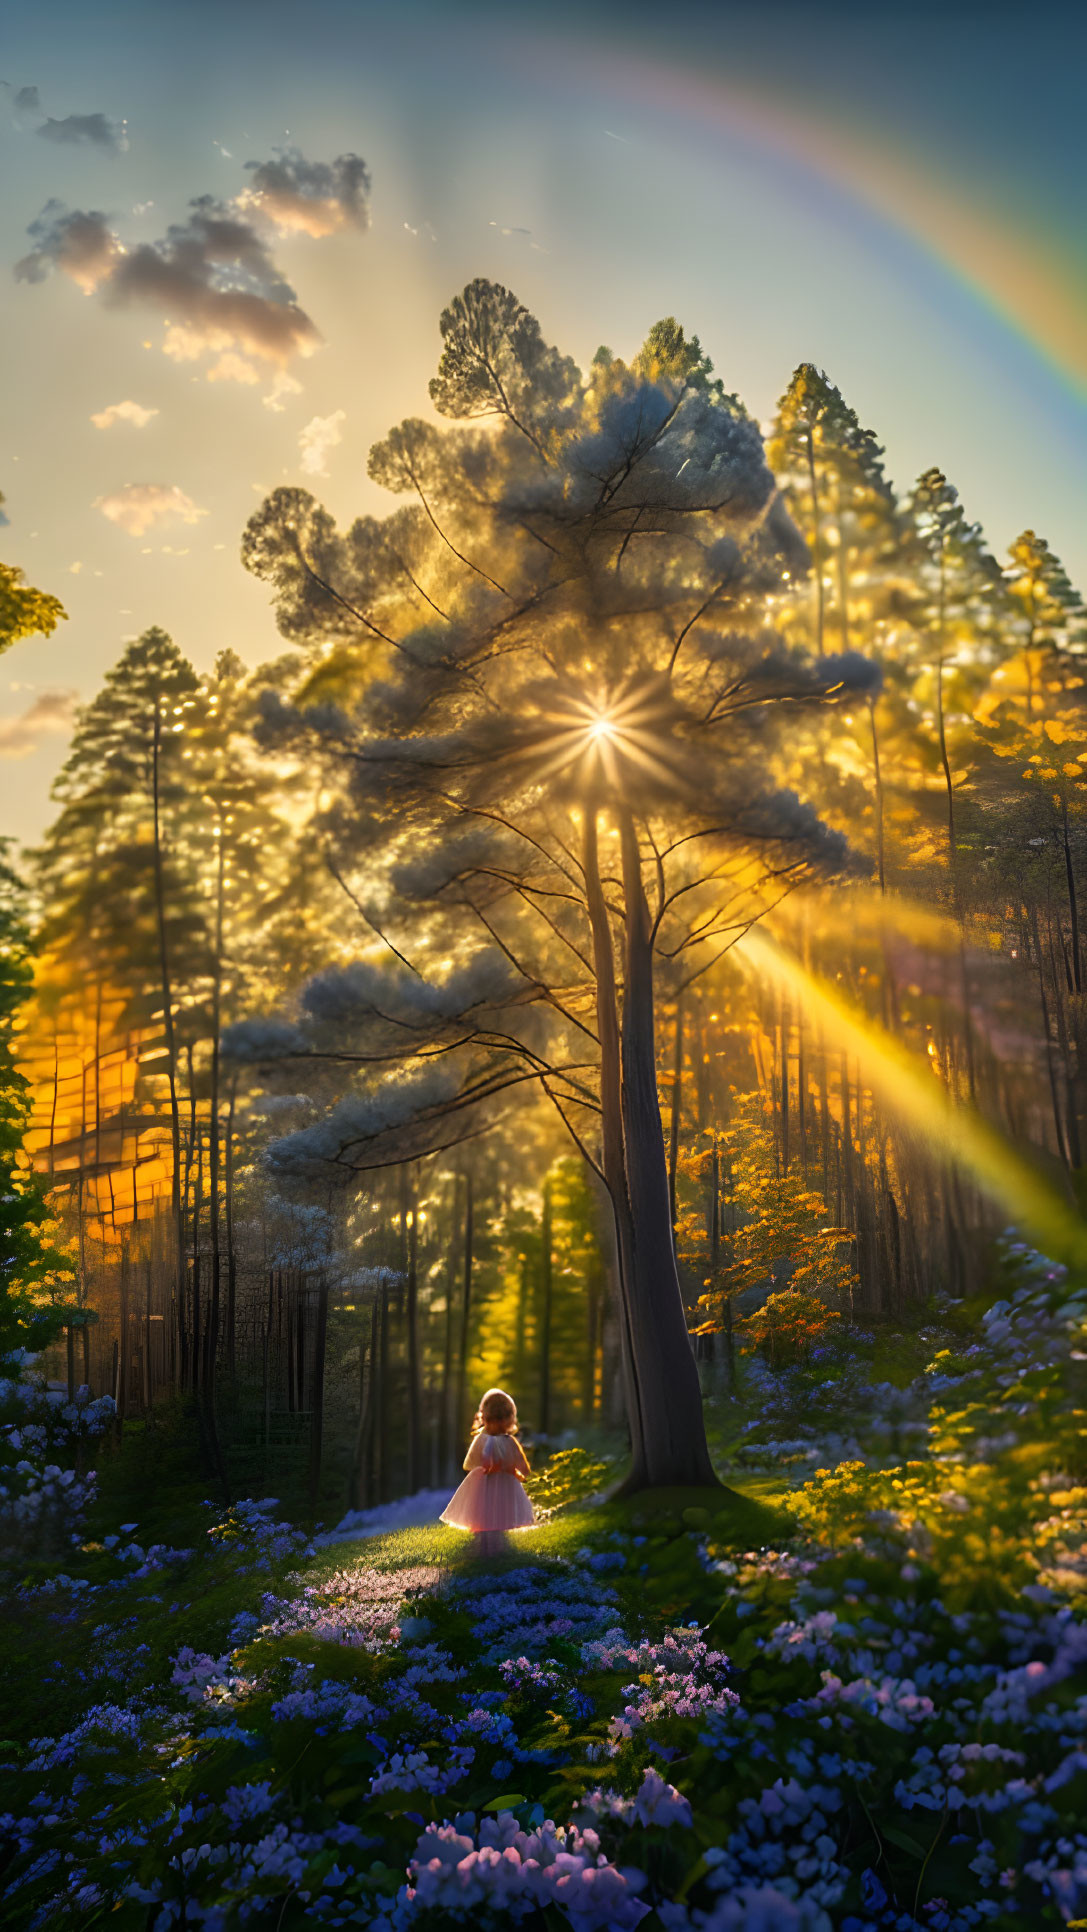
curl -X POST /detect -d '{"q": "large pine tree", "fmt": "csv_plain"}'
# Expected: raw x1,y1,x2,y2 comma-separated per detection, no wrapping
231,281,877,1492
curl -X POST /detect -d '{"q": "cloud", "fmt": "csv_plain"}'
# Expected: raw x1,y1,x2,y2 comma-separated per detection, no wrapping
15,147,368,380
206,351,260,384
90,399,159,429
299,409,345,476
14,199,119,292
38,112,127,154
240,148,370,237
263,370,302,412
14,85,41,114
0,690,77,759
107,196,322,370
94,483,208,537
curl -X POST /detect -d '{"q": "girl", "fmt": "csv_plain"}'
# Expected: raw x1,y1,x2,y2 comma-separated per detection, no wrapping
440,1387,534,1556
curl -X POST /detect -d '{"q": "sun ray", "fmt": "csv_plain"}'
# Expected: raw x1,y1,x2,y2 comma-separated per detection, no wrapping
736,926,1087,1266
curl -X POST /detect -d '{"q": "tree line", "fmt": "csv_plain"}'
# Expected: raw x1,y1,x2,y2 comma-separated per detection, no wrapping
4,282,1084,1499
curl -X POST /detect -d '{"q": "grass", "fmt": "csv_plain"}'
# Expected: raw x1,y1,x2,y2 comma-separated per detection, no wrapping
0,1378,802,1766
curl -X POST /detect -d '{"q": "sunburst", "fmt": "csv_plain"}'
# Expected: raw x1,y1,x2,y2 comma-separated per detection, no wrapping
512,674,690,801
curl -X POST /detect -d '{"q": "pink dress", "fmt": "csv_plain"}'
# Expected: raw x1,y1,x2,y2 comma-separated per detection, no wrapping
440,1430,536,1533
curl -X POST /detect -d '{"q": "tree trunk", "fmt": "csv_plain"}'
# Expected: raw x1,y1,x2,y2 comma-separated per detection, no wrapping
350,1295,379,1511
615,807,719,1489
375,1277,390,1501
143,1255,153,1410
406,1166,421,1492
1062,797,1082,996
1047,916,1082,1170
118,1250,129,1424
207,834,225,1395
806,425,824,653
309,1273,329,1513
582,808,646,1484
515,1251,530,1405
224,1077,237,1378
456,1169,474,1444
441,1179,458,1480
151,704,186,1375
779,1001,790,1173
836,480,850,654
935,547,956,867
538,1174,553,1436
868,697,886,895
667,994,683,1229
262,1271,273,1468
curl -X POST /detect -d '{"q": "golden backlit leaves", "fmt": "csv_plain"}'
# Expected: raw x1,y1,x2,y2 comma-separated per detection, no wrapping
16,956,173,1243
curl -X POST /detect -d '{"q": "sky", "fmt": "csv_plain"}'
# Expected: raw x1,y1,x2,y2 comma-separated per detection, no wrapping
2,0,1085,850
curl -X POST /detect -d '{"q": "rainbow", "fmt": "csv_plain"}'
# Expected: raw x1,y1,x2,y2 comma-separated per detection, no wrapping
505,27,1087,408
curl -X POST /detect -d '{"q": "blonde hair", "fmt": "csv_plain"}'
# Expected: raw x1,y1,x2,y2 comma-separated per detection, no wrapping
470,1387,519,1437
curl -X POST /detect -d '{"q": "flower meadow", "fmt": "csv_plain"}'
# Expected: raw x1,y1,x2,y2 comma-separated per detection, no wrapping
1,1236,1086,1929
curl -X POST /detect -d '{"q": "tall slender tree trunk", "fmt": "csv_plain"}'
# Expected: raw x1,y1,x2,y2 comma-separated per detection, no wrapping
190,1130,202,1396
143,1254,153,1410
441,1179,459,1480
806,426,824,653
935,547,956,865
868,697,886,895
309,1273,329,1512
711,1137,735,1392
836,483,850,654
224,1077,237,1378
538,1174,553,1437
840,1052,856,1226
1061,796,1082,996
456,1170,474,1444
262,1272,273,1466
515,1252,530,1403
207,833,225,1393
151,704,186,1378
796,1018,807,1169
118,1248,129,1424
406,1166,421,1492
351,1295,379,1510
1047,915,1082,1170
375,1277,390,1501
779,1001,790,1173
818,1032,831,1202
48,1026,59,1176
932,549,979,1100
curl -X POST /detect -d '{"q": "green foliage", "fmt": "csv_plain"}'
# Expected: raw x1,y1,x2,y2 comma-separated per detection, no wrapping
32,625,206,1044
526,1444,616,1512
0,497,67,653
428,276,581,450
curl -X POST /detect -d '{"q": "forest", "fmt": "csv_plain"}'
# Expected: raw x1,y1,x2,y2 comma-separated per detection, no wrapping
2,280,1086,1929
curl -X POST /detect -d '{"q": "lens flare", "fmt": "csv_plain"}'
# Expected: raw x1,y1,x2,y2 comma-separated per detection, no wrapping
736,926,1087,1266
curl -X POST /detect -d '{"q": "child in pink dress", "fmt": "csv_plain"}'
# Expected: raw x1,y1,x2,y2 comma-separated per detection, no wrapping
440,1387,535,1556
